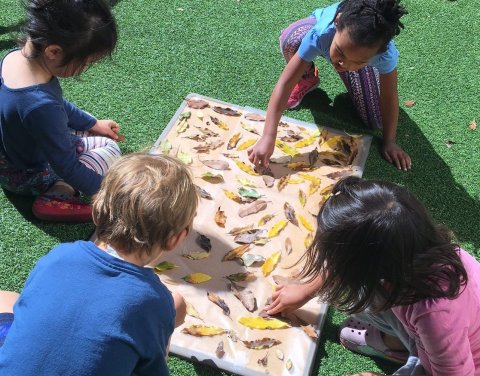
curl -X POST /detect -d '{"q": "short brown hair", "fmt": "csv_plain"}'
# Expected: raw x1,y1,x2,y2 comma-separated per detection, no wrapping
93,153,198,255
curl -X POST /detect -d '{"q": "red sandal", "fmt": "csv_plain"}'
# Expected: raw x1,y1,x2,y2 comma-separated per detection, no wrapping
32,192,92,222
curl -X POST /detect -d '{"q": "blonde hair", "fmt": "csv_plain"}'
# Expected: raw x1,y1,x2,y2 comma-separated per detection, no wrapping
93,153,198,255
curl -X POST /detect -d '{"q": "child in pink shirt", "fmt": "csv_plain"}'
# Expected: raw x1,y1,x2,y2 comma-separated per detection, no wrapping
266,177,480,375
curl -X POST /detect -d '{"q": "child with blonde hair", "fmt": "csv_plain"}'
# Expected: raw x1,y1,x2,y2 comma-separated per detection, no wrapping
0,153,198,375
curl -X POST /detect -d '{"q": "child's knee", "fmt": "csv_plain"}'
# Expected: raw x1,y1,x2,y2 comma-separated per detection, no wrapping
172,292,186,328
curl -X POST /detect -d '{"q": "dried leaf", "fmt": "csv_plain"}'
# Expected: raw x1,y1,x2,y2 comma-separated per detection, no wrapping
241,122,260,135
182,250,210,260
254,237,269,246
224,190,243,203
238,187,261,199
270,155,292,164
222,153,239,159
201,172,224,183
276,349,284,361
299,215,314,232
469,119,477,130
182,325,225,336
285,161,311,171
195,233,212,252
308,181,321,196
215,207,227,227
216,341,225,358
234,160,259,176
242,338,282,350
262,172,275,188
302,325,319,340
275,140,298,157
241,254,265,267
159,140,172,154
177,151,192,165
228,224,254,236
244,113,265,122
222,244,251,261
295,136,316,148
299,189,307,207
200,159,230,170
186,98,209,109
237,139,257,151
318,128,329,145
277,176,290,192
227,133,242,150
309,147,319,166
235,229,266,244
228,330,239,343
239,200,267,218
183,133,207,142
236,176,257,187
207,292,230,316
262,251,281,276
195,185,213,200
320,184,334,195
326,169,354,180
258,214,275,226
268,220,288,238
257,352,269,367
195,126,219,137
185,301,203,321
239,316,290,329
196,110,204,120
284,237,293,255
286,359,293,371
230,282,257,312
404,99,416,107
183,273,212,284
176,118,189,134
225,272,256,282
210,115,229,130
321,158,342,167
212,106,241,116
154,261,178,273
180,111,191,119
304,232,314,248
283,202,299,226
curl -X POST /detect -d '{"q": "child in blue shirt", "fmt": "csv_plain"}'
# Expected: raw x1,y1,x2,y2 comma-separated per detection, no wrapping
0,153,198,375
0,0,122,222
248,0,411,171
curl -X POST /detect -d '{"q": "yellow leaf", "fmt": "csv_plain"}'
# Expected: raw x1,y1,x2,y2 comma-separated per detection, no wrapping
304,232,313,248
176,118,189,134
268,220,288,238
182,325,226,336
258,214,275,226
236,176,257,187
285,162,310,171
308,181,320,196
234,160,259,176
238,316,290,330
320,184,334,195
287,178,304,184
298,173,320,184
227,133,242,150
237,139,257,151
277,175,289,192
275,140,298,157
321,135,344,149
185,301,203,321
183,272,212,284
299,189,307,207
224,190,243,203
299,215,314,232
294,136,316,148
262,251,281,276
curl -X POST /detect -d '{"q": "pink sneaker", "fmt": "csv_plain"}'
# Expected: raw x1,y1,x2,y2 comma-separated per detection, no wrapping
339,317,409,364
286,69,320,109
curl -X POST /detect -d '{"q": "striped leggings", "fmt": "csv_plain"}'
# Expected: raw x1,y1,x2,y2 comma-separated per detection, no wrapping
280,16,382,129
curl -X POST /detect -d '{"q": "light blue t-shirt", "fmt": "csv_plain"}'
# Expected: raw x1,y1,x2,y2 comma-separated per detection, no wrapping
297,2,399,74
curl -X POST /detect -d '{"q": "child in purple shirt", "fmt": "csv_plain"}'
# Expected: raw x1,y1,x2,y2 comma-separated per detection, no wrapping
266,177,480,375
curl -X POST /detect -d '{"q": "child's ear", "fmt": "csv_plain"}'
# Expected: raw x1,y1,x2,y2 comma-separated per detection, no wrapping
44,45,63,61
164,228,189,251
334,12,341,26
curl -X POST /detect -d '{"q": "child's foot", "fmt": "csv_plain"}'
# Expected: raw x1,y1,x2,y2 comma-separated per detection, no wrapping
32,192,92,222
339,317,409,364
286,68,319,109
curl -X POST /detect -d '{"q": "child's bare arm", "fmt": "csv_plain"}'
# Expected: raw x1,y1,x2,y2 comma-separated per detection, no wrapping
379,69,411,171
248,53,311,168
171,292,186,328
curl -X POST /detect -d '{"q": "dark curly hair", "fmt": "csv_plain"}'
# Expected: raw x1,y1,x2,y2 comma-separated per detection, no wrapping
335,0,407,52
19,0,117,68
299,176,467,314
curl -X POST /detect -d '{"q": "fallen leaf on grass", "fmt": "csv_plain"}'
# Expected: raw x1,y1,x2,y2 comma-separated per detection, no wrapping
207,292,231,317
469,119,477,130
182,325,225,336
404,99,416,107
242,338,281,350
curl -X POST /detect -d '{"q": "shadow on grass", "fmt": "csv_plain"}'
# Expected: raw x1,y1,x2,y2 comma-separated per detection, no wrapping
301,88,480,253
0,21,22,51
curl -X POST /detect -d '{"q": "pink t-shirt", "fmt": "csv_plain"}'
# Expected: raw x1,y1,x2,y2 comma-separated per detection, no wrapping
393,249,480,375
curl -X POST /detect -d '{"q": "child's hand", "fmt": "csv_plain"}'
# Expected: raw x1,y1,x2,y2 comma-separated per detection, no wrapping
248,136,275,168
382,141,411,171
90,119,120,140
265,284,312,315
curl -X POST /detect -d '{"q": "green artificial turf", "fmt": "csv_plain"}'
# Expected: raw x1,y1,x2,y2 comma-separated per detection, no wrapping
0,0,478,374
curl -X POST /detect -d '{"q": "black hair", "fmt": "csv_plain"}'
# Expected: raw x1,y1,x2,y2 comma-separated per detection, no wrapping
335,0,407,52
299,176,468,314
19,0,117,68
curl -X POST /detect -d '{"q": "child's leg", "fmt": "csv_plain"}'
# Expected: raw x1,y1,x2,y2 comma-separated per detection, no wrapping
0,291,19,347
77,136,121,177
338,67,383,129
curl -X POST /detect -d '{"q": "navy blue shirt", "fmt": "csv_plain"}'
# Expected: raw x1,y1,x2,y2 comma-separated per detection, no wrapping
0,51,102,195
0,241,175,375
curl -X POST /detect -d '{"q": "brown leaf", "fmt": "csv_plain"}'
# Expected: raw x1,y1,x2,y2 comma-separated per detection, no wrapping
200,159,230,170
228,224,254,236
277,175,289,192
301,324,319,340
186,98,209,109
222,244,251,261
244,113,265,122
184,134,207,142
195,126,219,137
216,341,225,358
234,229,266,244
195,185,213,200
224,271,256,282
283,202,299,226
242,338,281,350
215,207,226,227
212,106,242,116
326,168,354,180
196,233,212,251
258,214,275,226
469,119,477,130
257,352,269,367
404,99,416,107
238,200,268,218
230,282,257,312
309,147,319,166
227,133,242,150
284,237,293,255
207,292,231,317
